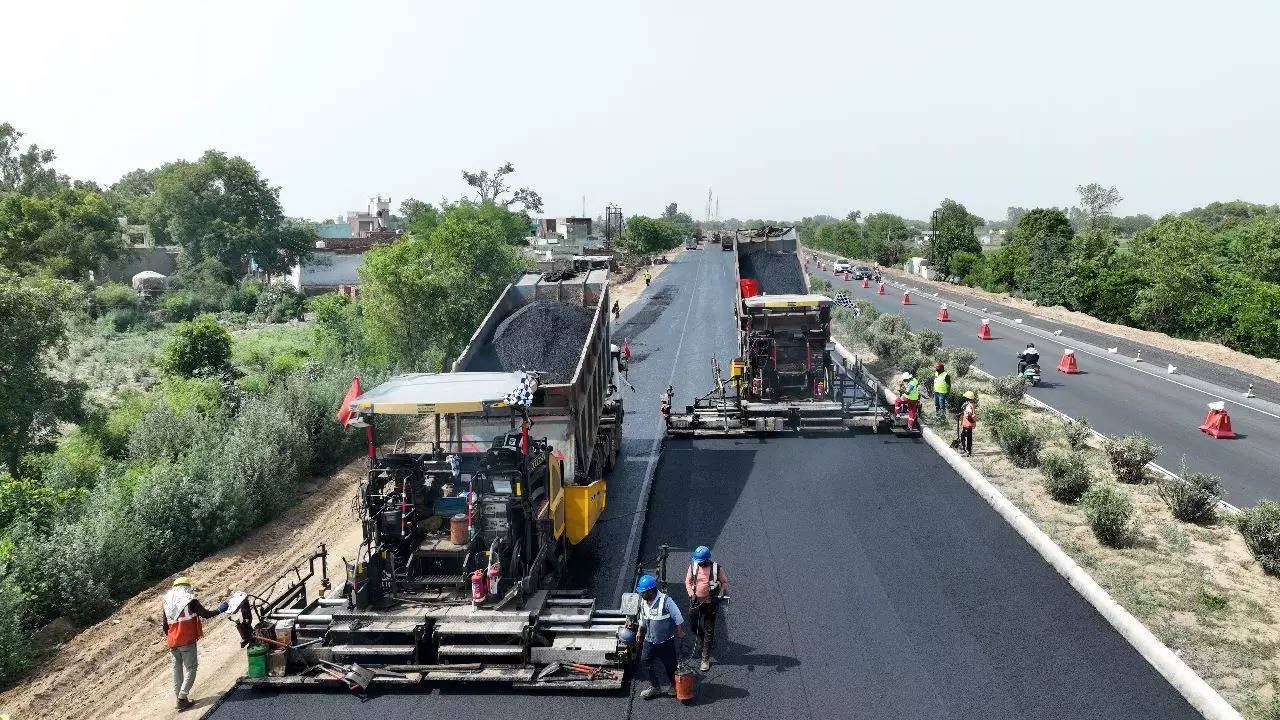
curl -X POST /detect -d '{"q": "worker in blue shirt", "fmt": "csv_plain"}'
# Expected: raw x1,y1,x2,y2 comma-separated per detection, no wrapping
634,574,685,699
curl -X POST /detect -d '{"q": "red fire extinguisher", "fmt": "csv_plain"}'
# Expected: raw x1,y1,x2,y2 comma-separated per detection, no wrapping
487,559,501,599
470,569,487,605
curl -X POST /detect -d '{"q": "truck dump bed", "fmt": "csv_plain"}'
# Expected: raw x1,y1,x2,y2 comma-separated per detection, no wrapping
735,227,809,296
453,270,617,482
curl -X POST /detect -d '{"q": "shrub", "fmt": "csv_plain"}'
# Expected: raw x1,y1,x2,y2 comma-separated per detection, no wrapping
1081,483,1134,547
253,283,306,324
156,290,204,322
89,283,141,318
917,329,943,356
157,314,233,378
102,307,145,333
1063,416,1092,450
990,374,1028,403
809,276,833,293
0,578,36,682
1236,500,1280,574
1104,434,1162,484
312,293,366,365
1158,464,1223,524
1040,450,1093,502
981,401,1019,440
996,416,1043,468
946,347,978,377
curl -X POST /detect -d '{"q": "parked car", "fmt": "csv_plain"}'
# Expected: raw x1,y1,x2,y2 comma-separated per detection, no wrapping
852,265,873,279
833,259,853,273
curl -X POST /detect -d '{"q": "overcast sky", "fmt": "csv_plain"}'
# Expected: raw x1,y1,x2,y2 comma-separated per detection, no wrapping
4,0,1278,224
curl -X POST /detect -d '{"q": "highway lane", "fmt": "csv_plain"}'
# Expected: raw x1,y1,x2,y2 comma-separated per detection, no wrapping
204,246,1201,720
819,268,1280,507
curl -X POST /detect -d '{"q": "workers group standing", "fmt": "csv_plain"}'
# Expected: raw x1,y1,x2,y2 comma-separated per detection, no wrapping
634,574,685,700
960,390,979,456
932,362,951,419
685,545,728,672
895,371,920,430
162,577,227,711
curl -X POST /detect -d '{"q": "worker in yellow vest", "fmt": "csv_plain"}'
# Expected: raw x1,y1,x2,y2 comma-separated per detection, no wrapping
644,269,652,287
932,362,951,419
163,577,227,711
895,371,921,431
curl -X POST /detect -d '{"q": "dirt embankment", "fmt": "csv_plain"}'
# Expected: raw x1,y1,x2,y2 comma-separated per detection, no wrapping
609,246,685,311
0,457,369,720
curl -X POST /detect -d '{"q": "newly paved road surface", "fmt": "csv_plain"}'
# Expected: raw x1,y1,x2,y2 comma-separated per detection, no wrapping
817,267,1280,506
204,246,1200,720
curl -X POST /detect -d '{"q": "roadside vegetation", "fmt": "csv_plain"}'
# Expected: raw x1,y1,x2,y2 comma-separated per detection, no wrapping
830,305,1280,715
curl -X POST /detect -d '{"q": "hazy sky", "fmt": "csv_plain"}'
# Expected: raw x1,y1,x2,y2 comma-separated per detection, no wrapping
5,0,1279,224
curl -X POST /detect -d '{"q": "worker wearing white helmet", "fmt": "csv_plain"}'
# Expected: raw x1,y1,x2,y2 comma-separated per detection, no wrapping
895,371,921,431
163,576,228,711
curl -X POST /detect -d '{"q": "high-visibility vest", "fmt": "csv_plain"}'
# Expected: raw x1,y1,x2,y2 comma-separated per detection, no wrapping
905,379,919,401
640,593,671,622
164,588,203,648
687,562,722,599
962,401,977,429
933,371,950,395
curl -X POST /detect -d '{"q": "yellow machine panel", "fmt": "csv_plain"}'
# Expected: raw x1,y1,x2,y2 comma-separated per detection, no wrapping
563,480,607,544
550,458,565,540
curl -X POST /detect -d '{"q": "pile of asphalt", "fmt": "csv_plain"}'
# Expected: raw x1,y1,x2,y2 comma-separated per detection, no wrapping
489,300,594,384
739,249,807,295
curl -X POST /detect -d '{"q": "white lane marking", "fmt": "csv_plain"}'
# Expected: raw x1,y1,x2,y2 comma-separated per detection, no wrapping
614,249,706,601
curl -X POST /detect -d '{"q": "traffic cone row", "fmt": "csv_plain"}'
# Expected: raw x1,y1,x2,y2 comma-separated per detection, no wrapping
1199,401,1236,439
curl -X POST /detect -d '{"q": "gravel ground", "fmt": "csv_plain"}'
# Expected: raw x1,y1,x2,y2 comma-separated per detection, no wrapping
738,249,807,295
487,300,595,384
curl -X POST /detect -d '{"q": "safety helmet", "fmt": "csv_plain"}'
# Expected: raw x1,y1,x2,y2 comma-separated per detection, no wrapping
900,371,913,380
691,546,711,563
963,390,976,400
173,576,192,587
935,362,944,371
635,574,658,593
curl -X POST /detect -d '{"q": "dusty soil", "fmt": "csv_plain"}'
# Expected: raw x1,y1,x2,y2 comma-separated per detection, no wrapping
609,246,685,310
803,246,1280,384
0,456,369,720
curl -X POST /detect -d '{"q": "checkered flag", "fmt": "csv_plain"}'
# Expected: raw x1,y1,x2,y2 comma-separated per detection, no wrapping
834,290,853,308
504,370,537,407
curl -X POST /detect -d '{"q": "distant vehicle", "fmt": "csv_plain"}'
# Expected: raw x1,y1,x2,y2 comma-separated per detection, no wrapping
832,259,853,273
685,237,699,250
946,275,961,284
852,265,873,279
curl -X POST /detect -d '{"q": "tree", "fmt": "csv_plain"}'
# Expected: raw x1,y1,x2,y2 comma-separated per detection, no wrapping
1006,207,1029,226
618,216,684,254
399,198,438,229
949,250,982,281
928,199,982,275
0,274,86,475
1129,216,1219,336
1114,214,1154,237
312,293,365,365
1181,201,1279,233
128,150,312,276
461,162,543,213
1221,214,1280,283
158,314,234,378
1076,183,1123,232
1014,209,1075,305
0,123,67,197
0,187,124,279
106,168,155,223
360,206,526,371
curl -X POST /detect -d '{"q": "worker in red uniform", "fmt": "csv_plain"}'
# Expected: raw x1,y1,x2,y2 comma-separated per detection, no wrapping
894,371,921,430
162,576,227,711
684,545,728,672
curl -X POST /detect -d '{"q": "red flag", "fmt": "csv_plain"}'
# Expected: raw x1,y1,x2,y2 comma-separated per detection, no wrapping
623,338,631,360
336,376,362,427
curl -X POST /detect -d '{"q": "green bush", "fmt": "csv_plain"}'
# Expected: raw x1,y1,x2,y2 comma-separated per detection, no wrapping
1081,483,1134,547
1236,500,1280,574
156,290,205,322
990,374,1028,403
101,307,145,333
981,401,1019,440
945,347,978,377
0,578,36,682
996,416,1043,468
0,475,84,531
1040,450,1093,502
157,314,233,378
312,293,366,365
809,276,833,293
89,283,141,318
1104,433,1162,484
253,283,305,324
1158,464,1223,524
1063,416,1092,451
917,329,943,356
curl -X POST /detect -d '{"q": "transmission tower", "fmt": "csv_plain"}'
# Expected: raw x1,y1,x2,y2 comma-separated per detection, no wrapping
705,188,713,223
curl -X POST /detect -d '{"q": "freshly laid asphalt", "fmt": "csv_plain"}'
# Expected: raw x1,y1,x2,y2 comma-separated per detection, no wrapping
204,245,1201,720
814,265,1280,506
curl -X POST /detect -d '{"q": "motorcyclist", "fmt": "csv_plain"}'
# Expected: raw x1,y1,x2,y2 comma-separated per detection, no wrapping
1018,343,1041,374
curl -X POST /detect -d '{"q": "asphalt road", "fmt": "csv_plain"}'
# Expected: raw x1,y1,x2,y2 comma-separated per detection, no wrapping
818,268,1280,507
204,245,1200,720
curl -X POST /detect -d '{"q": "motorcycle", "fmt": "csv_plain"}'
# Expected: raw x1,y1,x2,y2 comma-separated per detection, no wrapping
1018,356,1042,386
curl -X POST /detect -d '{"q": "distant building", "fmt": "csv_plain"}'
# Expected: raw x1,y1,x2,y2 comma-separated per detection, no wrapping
536,217,592,243
291,196,401,296
97,218,179,284
315,196,397,240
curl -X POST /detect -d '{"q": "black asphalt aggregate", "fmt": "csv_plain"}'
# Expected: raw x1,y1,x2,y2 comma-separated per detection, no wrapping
205,246,1200,719
815,266,1280,506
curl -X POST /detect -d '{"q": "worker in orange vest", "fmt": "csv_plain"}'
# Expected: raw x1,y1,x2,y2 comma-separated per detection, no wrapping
163,577,227,711
960,390,979,456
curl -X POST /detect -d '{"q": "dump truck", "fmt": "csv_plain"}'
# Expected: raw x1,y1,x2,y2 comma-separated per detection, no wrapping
226,270,633,692
666,227,886,435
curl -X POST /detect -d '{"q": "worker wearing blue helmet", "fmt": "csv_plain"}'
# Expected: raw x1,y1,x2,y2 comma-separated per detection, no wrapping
684,545,728,671
634,573,685,699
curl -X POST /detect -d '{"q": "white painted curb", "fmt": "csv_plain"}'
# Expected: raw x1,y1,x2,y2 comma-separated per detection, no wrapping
831,341,1241,720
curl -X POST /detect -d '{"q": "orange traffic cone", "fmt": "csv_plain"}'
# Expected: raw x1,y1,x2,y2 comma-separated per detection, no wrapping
1056,349,1080,374
978,319,992,340
877,283,886,295
861,277,869,289
902,291,911,305
843,271,851,281
937,304,950,322
1199,401,1236,439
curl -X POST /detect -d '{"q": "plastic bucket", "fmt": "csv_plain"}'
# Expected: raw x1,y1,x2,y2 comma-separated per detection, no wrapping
246,642,269,678
674,669,696,702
